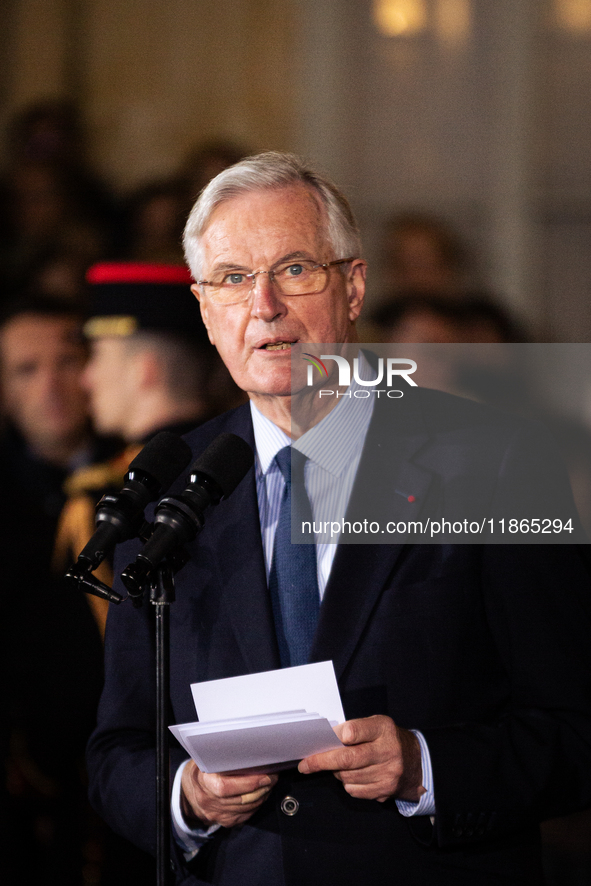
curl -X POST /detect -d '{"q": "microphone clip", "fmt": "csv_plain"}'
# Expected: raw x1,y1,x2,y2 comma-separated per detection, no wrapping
122,546,189,608
64,563,124,604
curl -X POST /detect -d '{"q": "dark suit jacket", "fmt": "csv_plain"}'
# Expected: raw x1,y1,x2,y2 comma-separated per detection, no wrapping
87,389,591,885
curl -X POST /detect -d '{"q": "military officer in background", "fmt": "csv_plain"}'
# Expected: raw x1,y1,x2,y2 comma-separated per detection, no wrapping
54,261,241,632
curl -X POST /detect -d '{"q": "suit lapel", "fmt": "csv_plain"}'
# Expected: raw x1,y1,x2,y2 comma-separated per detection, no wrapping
210,407,281,673
311,390,434,680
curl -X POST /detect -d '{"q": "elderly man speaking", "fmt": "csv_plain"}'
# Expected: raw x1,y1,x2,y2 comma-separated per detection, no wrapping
87,153,591,885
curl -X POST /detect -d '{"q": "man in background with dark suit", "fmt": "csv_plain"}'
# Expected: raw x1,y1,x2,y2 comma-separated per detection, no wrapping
0,295,110,885
87,152,591,885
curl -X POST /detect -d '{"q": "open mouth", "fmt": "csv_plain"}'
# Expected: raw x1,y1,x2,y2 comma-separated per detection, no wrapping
260,341,294,351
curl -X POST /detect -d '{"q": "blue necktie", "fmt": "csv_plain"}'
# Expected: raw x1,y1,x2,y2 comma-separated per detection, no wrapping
269,446,320,667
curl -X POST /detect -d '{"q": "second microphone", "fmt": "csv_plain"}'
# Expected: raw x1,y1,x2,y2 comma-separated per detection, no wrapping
121,432,254,596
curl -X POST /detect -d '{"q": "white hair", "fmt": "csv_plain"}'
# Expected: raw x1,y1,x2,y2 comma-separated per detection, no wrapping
183,151,362,281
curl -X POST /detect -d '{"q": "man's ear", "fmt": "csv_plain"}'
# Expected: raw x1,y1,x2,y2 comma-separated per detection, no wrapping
346,260,367,323
191,284,216,346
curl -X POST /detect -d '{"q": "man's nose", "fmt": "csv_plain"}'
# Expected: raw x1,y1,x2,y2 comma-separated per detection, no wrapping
39,367,64,397
249,272,287,322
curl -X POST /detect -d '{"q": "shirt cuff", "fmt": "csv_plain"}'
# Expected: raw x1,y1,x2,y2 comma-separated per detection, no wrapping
171,759,221,861
395,730,436,818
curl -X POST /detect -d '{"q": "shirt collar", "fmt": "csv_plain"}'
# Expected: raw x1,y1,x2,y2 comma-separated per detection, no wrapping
250,402,291,475
297,351,375,477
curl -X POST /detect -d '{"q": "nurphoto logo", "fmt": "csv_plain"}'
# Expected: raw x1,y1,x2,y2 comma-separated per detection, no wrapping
303,354,418,398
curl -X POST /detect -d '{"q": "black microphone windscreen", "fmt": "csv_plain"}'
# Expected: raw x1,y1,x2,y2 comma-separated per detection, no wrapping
190,433,254,497
128,431,193,490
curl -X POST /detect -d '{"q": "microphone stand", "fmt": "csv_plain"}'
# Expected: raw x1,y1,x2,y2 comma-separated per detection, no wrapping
134,550,187,886
151,560,174,886
67,549,186,886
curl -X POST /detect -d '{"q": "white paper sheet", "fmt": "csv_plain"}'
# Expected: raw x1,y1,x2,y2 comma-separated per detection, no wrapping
190,660,345,725
170,712,341,773
169,661,346,773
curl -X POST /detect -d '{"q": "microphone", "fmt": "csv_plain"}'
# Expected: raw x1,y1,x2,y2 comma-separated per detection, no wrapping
120,432,254,596
65,432,193,598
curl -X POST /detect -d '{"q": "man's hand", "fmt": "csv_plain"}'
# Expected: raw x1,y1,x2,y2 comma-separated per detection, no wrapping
298,715,425,803
181,760,278,829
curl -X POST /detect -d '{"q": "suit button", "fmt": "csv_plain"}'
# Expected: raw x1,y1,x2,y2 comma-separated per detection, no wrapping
280,796,299,816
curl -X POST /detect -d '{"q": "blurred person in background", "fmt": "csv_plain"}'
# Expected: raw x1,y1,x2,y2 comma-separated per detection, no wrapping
54,261,244,630
372,292,525,346
0,159,106,297
379,211,469,296
179,138,249,208
119,178,187,265
26,246,94,304
0,99,120,303
2,98,117,238
79,262,236,442
113,140,251,268
0,295,110,557
0,294,117,885
373,291,591,532
374,292,466,344
370,292,523,396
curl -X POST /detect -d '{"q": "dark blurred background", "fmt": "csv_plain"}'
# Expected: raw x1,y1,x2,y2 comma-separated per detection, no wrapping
0,0,590,342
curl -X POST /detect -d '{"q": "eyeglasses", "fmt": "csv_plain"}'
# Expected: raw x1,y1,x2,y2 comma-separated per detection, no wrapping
197,258,357,305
